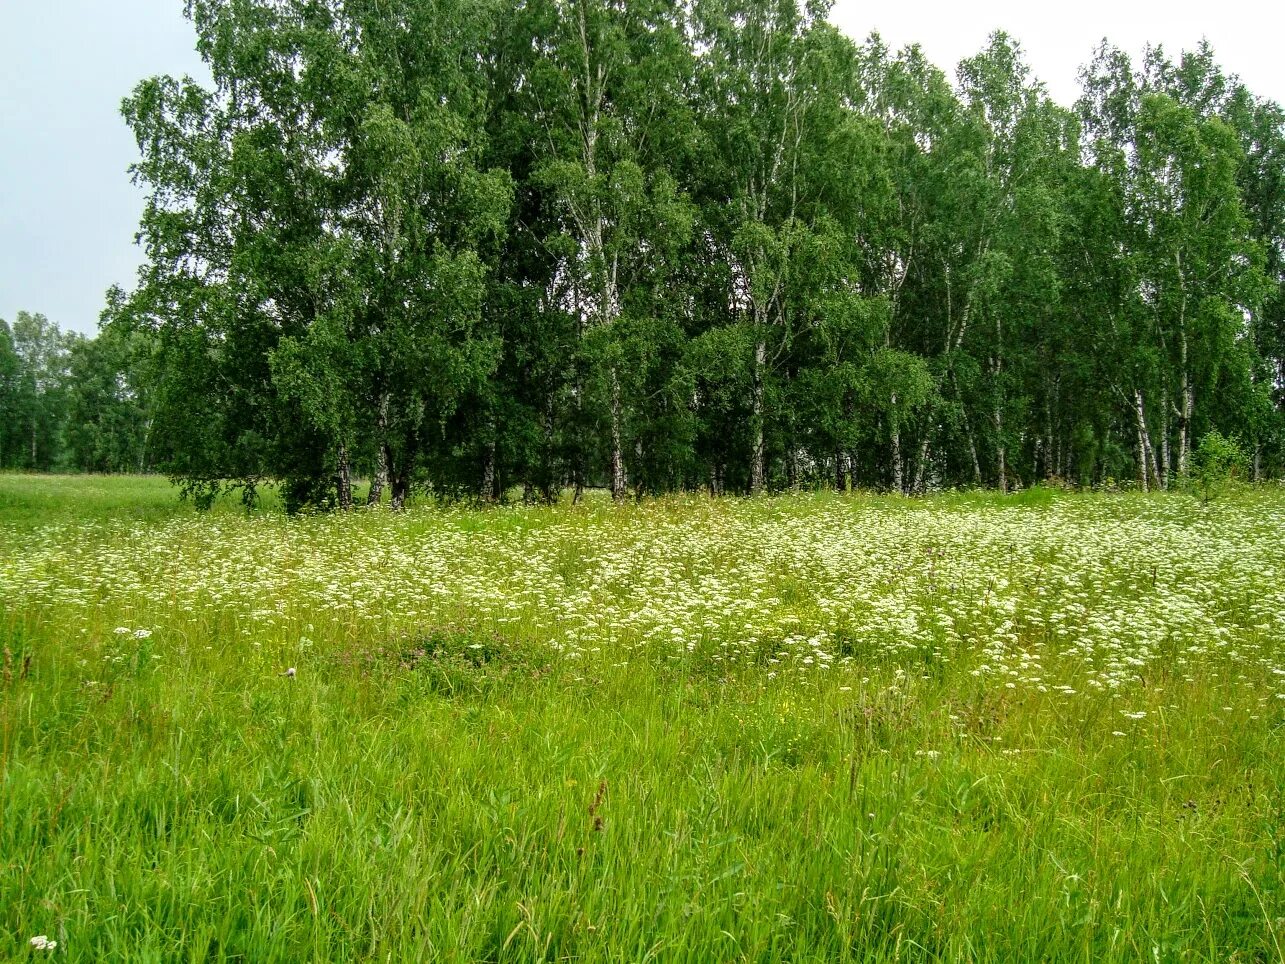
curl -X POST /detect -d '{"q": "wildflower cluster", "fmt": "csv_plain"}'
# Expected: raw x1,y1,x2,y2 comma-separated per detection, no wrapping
1,494,1282,710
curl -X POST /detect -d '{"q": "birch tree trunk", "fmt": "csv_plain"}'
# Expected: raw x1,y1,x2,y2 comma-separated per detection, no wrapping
750,339,767,494
994,406,1007,494
368,448,387,506
1176,255,1192,479
889,397,904,494
1160,406,1171,490
1044,399,1055,481
1134,389,1161,490
336,443,352,511
609,367,626,501
1177,337,1193,479
481,436,497,503
913,438,931,495
1136,420,1149,493
367,394,389,506
993,316,1006,494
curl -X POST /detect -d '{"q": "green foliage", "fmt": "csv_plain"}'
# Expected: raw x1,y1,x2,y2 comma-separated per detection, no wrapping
0,309,154,474
0,319,22,466
15,5,1281,501
1190,430,1248,502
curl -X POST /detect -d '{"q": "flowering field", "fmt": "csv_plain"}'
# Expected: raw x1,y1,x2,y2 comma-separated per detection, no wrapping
1,475,1283,961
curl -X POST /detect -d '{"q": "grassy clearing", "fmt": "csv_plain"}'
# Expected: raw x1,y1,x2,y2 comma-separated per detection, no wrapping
1,474,1283,962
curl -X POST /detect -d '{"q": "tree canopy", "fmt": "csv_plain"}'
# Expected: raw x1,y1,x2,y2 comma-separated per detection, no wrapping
10,3,1285,503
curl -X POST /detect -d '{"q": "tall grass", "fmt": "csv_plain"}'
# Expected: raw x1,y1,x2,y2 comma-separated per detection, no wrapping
1,475,1282,961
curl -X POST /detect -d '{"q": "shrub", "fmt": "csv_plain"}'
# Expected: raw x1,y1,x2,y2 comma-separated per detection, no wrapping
1191,431,1247,503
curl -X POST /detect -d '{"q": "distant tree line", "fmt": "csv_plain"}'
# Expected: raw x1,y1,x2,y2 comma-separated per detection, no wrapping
0,312,154,473
47,0,1285,505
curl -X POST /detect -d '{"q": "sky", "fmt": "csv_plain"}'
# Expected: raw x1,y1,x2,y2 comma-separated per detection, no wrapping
831,1,1285,110
2,2,1283,335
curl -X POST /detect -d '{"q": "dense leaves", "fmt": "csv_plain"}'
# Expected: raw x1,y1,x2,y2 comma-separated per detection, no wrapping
10,3,1285,503
0,310,153,473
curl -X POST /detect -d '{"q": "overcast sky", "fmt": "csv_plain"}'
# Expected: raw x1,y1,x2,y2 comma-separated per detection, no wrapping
2,2,1283,335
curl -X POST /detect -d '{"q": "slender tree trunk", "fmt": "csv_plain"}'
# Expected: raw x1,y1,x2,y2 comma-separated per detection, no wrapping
1176,257,1192,479
572,280,586,507
1134,389,1160,491
336,444,352,511
913,438,931,495
1160,406,1171,490
949,368,982,485
1177,378,1193,479
995,415,1007,494
992,426,1002,493
609,368,626,502
992,314,1007,493
572,408,584,503
894,421,904,498
965,420,983,487
481,438,496,503
750,339,767,494
368,447,387,506
890,403,903,494
1044,399,1056,481
1137,429,1149,493
633,439,644,500
948,342,991,491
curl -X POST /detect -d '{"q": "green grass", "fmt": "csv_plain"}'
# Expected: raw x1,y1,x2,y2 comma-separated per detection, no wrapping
1,475,1282,962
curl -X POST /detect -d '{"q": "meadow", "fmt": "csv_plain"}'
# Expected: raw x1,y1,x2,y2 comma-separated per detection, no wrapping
1,474,1282,962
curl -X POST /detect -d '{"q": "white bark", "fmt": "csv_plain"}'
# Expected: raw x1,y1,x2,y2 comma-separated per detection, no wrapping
609,368,626,501
890,394,903,494
1134,389,1161,491
750,339,767,494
